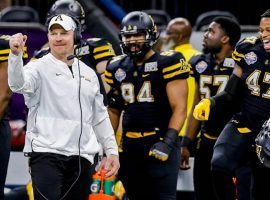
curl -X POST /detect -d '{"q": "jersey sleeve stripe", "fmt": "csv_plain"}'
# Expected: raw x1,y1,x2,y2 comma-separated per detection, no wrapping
163,69,189,79
232,50,244,61
104,70,114,84
162,62,182,73
0,49,9,54
0,56,8,61
94,51,115,60
105,70,113,77
104,77,113,84
93,45,111,53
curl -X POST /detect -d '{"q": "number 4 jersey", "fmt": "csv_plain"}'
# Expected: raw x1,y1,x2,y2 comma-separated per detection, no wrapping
232,36,270,130
105,50,189,133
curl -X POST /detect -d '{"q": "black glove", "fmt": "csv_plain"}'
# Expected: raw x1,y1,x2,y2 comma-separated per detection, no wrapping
149,128,178,161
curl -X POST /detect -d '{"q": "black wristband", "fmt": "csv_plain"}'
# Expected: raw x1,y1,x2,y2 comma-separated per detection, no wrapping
181,136,191,147
163,128,179,147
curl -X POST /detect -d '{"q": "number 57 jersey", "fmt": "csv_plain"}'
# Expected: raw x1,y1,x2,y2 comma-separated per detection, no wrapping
105,51,189,133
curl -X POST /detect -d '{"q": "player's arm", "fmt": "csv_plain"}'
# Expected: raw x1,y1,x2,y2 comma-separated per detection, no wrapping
104,64,125,133
193,64,244,121
167,78,188,132
149,52,189,161
96,60,111,93
149,78,188,161
0,61,12,119
180,81,201,169
108,107,121,133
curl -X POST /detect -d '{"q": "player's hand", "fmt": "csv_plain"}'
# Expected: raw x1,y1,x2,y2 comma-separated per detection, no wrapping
149,128,178,161
149,141,171,161
193,98,211,120
9,33,27,55
180,146,191,170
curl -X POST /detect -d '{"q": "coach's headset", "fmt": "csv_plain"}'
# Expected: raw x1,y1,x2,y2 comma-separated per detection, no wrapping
46,14,82,46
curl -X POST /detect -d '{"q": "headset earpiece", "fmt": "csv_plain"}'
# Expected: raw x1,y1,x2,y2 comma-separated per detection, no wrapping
73,17,82,45
74,25,82,45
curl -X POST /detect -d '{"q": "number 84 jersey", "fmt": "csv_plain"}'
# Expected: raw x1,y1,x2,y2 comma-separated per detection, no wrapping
105,51,189,132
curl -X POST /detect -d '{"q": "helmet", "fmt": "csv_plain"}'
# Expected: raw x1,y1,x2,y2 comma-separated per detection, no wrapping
47,0,85,27
255,118,270,168
119,11,158,57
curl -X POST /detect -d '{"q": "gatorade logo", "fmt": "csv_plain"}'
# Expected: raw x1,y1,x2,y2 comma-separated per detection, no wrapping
90,183,99,193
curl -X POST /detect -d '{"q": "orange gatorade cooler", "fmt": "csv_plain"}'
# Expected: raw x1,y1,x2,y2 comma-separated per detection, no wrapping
89,170,116,200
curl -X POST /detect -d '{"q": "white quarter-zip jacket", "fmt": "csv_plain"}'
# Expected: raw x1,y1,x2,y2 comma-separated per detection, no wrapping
8,52,118,163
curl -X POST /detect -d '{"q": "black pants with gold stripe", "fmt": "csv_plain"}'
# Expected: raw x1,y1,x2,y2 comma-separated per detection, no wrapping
211,115,270,200
118,133,180,200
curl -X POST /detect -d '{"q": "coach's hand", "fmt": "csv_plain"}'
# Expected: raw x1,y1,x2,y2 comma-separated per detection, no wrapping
9,33,27,55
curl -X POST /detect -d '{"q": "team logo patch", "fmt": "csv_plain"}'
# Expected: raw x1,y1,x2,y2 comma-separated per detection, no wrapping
133,71,138,77
76,45,90,56
244,52,257,65
115,68,126,82
145,62,158,72
223,58,235,68
195,61,208,73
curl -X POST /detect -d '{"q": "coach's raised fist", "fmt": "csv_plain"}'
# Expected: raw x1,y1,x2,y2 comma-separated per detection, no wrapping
9,33,27,55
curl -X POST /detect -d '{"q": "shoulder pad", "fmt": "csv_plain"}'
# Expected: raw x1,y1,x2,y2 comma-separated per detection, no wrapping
189,53,205,66
85,37,115,60
235,36,260,52
240,36,259,45
160,50,181,57
105,55,127,86
0,35,10,62
0,35,10,50
158,51,189,80
107,55,126,70
232,36,260,62
159,50,186,64
86,37,110,47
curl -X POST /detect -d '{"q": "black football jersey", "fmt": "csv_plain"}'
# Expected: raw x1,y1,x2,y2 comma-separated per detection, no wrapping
232,36,270,130
190,53,235,137
78,38,115,68
105,50,189,133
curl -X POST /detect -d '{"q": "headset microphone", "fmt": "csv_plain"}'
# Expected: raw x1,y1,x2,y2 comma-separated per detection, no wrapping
67,55,76,60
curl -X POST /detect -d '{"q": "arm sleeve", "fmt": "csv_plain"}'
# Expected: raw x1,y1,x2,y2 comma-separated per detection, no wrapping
8,52,40,94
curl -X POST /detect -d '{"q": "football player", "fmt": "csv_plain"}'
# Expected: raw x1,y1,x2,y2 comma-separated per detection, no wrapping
193,9,270,200
180,17,251,200
105,11,189,199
